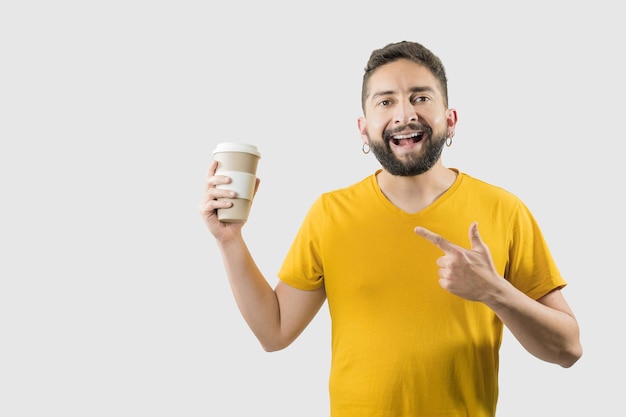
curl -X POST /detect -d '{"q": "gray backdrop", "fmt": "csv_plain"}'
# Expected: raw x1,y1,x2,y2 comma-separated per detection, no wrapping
1,1,622,415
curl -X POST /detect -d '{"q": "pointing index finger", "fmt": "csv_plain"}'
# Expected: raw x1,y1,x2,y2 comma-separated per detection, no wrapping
414,226,455,252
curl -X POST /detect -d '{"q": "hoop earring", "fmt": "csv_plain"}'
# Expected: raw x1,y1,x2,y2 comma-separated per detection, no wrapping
446,132,454,147
362,143,370,154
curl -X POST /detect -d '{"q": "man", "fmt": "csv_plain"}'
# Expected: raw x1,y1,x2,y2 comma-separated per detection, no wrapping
200,41,582,416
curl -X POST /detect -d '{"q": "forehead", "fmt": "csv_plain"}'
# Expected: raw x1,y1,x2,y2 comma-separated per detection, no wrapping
367,59,440,98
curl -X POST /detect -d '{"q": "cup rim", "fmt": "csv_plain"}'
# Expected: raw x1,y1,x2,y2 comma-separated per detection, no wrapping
213,142,261,158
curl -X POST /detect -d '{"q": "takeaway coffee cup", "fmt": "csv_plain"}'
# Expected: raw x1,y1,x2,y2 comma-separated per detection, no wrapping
212,142,261,223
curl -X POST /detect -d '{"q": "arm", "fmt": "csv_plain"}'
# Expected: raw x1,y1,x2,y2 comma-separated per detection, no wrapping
200,161,326,352
481,277,581,367
414,222,582,368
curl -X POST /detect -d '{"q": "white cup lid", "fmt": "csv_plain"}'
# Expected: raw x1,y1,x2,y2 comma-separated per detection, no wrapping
213,142,261,158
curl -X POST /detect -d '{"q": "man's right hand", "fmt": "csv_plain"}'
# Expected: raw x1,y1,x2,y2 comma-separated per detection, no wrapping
198,160,260,242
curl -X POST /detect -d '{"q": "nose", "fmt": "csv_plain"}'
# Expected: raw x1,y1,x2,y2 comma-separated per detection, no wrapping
394,99,418,125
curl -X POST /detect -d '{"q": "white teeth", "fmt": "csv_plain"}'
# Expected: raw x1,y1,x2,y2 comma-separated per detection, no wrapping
393,132,419,140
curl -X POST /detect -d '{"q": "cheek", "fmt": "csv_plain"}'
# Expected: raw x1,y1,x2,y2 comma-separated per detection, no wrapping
365,117,388,136
426,111,446,126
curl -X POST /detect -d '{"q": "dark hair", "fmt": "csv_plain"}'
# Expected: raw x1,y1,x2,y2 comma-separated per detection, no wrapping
361,41,449,111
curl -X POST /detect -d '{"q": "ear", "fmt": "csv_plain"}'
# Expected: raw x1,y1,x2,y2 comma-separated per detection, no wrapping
357,116,368,143
446,108,458,134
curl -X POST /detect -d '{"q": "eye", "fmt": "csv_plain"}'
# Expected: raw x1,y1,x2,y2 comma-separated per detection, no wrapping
412,95,430,104
378,99,392,107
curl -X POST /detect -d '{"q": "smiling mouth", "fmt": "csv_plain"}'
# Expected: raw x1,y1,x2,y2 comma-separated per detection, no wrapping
391,132,424,146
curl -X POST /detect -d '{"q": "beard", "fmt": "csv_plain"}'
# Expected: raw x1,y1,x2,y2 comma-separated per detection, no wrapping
367,124,448,177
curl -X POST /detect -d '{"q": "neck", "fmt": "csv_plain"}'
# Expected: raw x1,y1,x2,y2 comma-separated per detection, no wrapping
376,163,457,214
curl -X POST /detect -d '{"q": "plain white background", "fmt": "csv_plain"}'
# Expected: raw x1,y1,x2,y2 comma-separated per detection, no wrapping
1,1,623,416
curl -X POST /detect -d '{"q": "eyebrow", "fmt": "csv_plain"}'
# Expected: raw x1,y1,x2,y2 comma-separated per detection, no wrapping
370,86,435,101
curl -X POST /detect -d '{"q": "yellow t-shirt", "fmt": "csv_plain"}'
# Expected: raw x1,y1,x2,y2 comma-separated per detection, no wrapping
278,169,565,417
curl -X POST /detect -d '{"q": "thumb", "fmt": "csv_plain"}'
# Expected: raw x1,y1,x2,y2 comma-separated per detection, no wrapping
468,222,487,251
